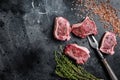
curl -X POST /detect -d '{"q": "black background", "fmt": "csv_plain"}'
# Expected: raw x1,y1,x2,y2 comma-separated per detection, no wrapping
0,0,120,80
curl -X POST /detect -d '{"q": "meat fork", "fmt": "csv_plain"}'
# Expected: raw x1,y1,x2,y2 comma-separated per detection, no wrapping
87,35,118,80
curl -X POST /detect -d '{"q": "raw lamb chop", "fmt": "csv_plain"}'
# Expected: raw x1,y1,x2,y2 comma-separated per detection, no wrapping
64,44,90,64
100,31,117,55
54,17,71,41
72,16,98,38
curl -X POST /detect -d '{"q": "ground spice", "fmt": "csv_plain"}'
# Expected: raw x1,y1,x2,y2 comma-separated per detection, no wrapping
72,0,120,36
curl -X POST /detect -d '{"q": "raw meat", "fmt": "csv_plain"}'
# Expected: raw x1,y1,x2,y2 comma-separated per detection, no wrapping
100,31,117,55
64,44,90,64
54,17,71,41
72,16,98,38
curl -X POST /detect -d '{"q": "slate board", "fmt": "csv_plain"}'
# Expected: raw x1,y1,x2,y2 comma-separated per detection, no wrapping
0,0,120,80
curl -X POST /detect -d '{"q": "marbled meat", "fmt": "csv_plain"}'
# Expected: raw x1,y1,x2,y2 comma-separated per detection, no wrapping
54,17,71,41
64,44,90,64
72,16,98,38
100,31,117,55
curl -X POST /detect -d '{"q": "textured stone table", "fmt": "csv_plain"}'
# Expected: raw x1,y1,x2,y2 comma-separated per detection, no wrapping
0,0,120,80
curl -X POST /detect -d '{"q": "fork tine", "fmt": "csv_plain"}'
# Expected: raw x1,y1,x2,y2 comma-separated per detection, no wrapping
87,36,92,45
87,35,98,49
91,35,98,44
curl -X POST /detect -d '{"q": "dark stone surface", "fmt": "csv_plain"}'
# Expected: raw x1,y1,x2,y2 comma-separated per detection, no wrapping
0,0,120,80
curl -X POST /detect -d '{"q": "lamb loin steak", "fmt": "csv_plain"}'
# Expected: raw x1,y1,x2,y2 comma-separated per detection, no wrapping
64,44,90,64
100,31,117,55
54,17,71,41
72,16,98,38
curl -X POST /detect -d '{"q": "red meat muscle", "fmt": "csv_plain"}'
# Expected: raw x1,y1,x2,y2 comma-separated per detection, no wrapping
100,31,117,55
72,16,98,38
54,17,71,41
64,44,90,64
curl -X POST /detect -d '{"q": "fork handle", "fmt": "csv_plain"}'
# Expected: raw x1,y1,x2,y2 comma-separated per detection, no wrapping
101,58,118,80
96,50,118,80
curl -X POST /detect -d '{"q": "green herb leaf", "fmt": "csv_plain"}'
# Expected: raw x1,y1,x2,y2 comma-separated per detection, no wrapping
54,50,100,80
